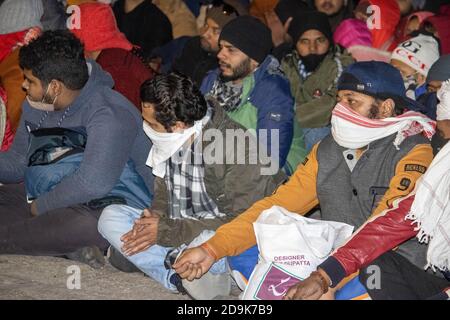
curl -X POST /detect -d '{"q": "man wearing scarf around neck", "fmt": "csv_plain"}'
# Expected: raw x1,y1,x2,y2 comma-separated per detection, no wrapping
98,72,286,299
281,10,354,151
174,61,436,299
285,80,450,300
201,15,307,176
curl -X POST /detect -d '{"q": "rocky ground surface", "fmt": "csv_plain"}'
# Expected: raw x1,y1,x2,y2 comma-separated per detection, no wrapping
0,254,241,300
0,254,190,300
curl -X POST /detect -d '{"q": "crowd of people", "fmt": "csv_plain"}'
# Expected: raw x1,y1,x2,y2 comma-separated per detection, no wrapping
0,0,449,300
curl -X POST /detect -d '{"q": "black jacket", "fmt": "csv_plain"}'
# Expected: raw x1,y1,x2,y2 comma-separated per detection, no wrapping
172,36,218,87
113,0,173,59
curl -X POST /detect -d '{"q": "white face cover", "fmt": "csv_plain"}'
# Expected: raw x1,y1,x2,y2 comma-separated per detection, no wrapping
26,84,57,112
143,119,204,178
331,103,435,150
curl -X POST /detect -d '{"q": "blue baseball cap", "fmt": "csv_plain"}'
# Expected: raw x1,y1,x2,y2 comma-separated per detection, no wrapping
337,61,423,112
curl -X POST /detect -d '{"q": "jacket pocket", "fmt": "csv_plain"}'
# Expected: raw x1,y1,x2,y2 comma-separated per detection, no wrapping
369,186,389,211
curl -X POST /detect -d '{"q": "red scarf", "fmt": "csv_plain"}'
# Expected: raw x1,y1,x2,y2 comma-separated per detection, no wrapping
0,27,41,62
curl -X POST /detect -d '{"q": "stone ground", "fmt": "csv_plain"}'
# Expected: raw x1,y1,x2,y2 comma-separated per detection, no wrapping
0,255,241,300
0,254,190,300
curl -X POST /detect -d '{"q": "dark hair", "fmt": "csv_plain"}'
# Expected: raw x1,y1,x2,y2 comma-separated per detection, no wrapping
19,30,88,90
375,95,406,116
140,73,208,132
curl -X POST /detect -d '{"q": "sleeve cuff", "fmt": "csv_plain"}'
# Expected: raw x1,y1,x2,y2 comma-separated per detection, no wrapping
318,256,348,288
156,215,173,246
205,234,229,260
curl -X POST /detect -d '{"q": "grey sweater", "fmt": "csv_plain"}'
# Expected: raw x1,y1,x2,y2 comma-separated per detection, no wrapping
0,60,153,214
316,133,430,271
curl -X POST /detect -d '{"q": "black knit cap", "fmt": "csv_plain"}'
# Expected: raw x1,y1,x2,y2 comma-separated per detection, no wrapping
274,0,311,24
219,15,273,64
287,10,333,45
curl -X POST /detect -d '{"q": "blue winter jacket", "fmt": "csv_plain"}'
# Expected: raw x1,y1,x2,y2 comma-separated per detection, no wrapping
200,56,296,169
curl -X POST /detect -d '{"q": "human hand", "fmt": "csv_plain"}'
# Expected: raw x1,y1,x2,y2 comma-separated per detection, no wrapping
172,246,216,281
264,10,292,47
283,269,331,300
121,208,159,256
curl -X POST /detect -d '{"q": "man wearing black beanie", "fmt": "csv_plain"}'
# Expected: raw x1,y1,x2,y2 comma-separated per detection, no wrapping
281,10,354,150
172,0,249,86
201,15,307,176
287,11,333,49
218,15,273,68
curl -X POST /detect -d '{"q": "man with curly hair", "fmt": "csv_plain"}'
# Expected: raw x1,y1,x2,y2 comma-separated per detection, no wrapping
0,30,153,268
98,72,286,298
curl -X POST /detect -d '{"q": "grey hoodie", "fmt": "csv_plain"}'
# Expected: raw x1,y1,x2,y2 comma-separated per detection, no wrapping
0,60,153,214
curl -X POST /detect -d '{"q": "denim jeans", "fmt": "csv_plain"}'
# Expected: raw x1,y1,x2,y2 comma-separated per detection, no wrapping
98,205,227,292
303,126,331,151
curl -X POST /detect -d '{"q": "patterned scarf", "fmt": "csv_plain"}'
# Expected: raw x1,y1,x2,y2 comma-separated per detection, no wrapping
296,51,344,86
208,78,243,112
164,112,224,220
297,58,313,80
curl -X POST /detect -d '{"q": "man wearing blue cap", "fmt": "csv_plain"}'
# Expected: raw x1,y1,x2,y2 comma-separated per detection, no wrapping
173,61,437,299
285,80,450,301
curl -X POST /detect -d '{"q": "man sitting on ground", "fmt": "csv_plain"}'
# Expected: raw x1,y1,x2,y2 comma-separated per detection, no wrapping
98,72,286,299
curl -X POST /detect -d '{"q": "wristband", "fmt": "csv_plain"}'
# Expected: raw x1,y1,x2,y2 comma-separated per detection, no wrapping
311,270,330,294
200,242,218,261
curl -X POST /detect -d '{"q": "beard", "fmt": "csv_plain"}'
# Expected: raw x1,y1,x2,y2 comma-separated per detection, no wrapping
200,37,215,53
368,102,381,119
219,57,253,82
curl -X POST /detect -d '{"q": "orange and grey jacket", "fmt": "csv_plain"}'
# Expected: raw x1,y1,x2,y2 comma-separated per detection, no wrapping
204,133,433,270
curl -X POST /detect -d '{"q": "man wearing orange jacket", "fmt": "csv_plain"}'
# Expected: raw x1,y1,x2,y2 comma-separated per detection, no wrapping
283,80,450,300
173,61,438,299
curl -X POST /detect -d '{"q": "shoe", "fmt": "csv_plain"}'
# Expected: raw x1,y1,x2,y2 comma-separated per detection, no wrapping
181,271,232,300
65,246,105,269
169,273,187,295
107,246,141,273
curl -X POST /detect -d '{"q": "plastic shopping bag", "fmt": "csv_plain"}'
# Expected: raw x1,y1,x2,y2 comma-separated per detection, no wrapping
242,206,354,300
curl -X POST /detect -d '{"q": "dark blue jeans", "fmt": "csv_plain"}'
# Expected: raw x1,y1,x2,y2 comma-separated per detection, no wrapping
0,183,108,256
359,251,449,300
